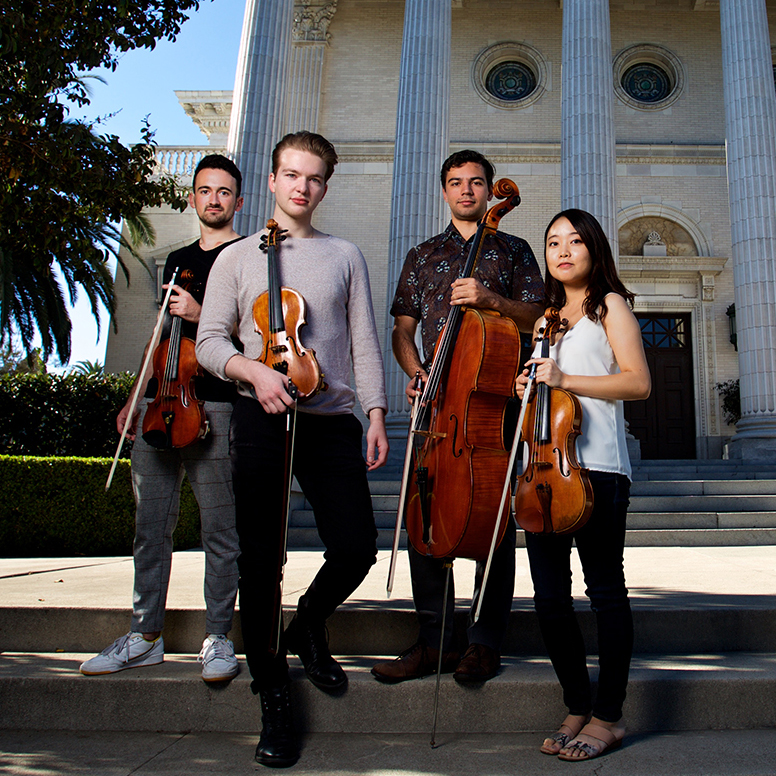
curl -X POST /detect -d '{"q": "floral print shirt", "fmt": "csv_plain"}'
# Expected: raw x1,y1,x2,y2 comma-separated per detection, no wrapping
390,222,544,366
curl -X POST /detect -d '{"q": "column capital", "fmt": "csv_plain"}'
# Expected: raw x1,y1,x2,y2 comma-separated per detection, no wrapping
293,1,337,43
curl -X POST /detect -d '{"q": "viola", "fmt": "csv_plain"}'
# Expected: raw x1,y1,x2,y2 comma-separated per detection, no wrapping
402,179,524,561
252,219,326,401
514,307,594,534
141,269,209,450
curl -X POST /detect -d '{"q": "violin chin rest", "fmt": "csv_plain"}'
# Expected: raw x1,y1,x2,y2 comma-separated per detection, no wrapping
142,430,170,450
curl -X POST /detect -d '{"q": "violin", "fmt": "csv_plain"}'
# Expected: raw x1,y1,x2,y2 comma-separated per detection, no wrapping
514,307,594,534
253,219,326,401
402,179,524,561
141,269,209,450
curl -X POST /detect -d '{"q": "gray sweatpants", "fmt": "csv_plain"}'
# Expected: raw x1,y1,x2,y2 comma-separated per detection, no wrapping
129,401,239,635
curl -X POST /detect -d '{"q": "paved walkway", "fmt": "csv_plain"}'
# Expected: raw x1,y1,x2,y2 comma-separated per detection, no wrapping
2,545,776,611
1,729,774,776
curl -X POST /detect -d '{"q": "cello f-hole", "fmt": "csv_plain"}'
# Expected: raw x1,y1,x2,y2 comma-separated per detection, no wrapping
449,413,462,458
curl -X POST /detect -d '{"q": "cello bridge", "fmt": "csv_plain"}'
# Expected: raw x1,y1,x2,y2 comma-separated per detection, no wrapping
413,430,447,440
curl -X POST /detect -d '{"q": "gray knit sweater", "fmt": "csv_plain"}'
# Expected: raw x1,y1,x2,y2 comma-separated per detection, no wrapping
196,231,388,417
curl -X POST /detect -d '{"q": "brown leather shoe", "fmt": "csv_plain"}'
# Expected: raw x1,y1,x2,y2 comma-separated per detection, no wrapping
453,643,500,683
371,642,460,684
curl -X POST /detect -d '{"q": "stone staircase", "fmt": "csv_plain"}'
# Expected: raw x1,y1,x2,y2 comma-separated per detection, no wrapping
1,459,775,738
290,459,776,548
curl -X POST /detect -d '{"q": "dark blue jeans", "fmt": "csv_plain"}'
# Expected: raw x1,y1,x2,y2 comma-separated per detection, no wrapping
524,471,633,723
230,397,378,692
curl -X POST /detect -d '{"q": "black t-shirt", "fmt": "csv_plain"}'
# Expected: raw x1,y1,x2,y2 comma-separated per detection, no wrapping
144,237,243,403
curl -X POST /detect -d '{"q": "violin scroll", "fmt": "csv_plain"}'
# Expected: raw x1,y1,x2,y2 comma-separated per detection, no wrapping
260,219,289,252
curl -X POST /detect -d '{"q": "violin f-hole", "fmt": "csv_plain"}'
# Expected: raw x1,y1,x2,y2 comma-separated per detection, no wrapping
553,446,571,477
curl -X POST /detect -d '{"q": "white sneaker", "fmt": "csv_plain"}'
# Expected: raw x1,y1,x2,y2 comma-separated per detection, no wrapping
198,634,239,682
80,632,164,675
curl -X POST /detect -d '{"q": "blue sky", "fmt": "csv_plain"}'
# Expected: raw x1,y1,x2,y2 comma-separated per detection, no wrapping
65,0,245,368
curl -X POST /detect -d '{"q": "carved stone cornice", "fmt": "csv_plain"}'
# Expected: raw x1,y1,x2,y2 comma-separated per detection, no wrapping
619,254,728,280
175,91,232,143
293,1,337,43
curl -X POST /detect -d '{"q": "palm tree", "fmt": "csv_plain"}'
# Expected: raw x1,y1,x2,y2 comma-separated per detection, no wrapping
69,359,105,377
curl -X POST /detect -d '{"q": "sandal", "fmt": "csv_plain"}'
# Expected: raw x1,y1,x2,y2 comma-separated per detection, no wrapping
540,714,591,755
557,721,624,761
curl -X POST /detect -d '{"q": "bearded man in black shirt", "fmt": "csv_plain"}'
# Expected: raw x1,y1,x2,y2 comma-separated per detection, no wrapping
80,155,244,683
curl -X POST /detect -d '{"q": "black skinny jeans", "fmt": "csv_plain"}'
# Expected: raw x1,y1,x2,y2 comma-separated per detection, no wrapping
230,397,378,692
524,471,633,723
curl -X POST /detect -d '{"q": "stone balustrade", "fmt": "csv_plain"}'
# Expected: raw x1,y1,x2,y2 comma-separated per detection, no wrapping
153,146,226,180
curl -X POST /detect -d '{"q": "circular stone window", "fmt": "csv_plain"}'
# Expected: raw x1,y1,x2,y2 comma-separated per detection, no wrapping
613,45,684,111
473,42,547,110
485,61,537,102
622,63,672,103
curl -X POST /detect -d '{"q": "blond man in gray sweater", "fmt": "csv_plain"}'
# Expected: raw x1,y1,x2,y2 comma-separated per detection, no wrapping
196,131,388,769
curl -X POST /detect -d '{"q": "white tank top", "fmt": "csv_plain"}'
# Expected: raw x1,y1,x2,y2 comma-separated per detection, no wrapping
532,305,632,479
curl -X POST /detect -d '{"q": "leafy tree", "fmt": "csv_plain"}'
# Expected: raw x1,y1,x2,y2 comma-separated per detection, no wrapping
0,0,198,366
715,379,741,426
0,344,48,375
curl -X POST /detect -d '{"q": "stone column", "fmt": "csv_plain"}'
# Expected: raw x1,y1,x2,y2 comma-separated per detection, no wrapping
560,0,618,258
385,0,451,435
227,0,294,235
720,0,776,458
285,1,338,133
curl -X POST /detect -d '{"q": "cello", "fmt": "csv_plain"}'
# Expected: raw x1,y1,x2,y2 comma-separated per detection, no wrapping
386,179,524,745
401,178,524,562
141,269,209,450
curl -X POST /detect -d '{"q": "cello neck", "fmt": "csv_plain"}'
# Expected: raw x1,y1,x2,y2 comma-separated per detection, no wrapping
417,219,489,414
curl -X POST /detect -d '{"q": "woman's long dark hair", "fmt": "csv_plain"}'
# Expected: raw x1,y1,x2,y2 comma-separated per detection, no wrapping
543,208,635,323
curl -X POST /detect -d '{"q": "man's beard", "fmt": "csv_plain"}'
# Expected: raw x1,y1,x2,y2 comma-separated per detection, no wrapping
199,208,231,228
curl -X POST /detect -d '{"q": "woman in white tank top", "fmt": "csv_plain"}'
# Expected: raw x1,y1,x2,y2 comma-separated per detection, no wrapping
516,209,650,761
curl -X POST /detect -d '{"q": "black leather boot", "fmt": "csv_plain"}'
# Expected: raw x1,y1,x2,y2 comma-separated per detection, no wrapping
284,615,347,692
255,684,299,768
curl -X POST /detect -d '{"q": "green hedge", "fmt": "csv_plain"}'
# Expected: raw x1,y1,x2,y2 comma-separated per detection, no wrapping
0,372,135,458
0,455,201,557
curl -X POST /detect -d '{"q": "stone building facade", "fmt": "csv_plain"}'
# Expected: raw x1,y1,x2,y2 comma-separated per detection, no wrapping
106,0,776,462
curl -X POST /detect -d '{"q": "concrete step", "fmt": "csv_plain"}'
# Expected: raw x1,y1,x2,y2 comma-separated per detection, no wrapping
628,494,776,512
632,460,776,477
290,522,776,549
2,652,775,733
291,476,776,549
622,527,776,546
4,603,776,656
626,511,776,528
630,479,776,495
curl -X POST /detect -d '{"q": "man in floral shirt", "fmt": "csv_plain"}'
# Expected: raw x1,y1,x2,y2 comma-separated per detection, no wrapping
373,150,544,685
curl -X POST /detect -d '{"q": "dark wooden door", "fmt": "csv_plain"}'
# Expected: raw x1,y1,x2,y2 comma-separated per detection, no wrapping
625,314,696,459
